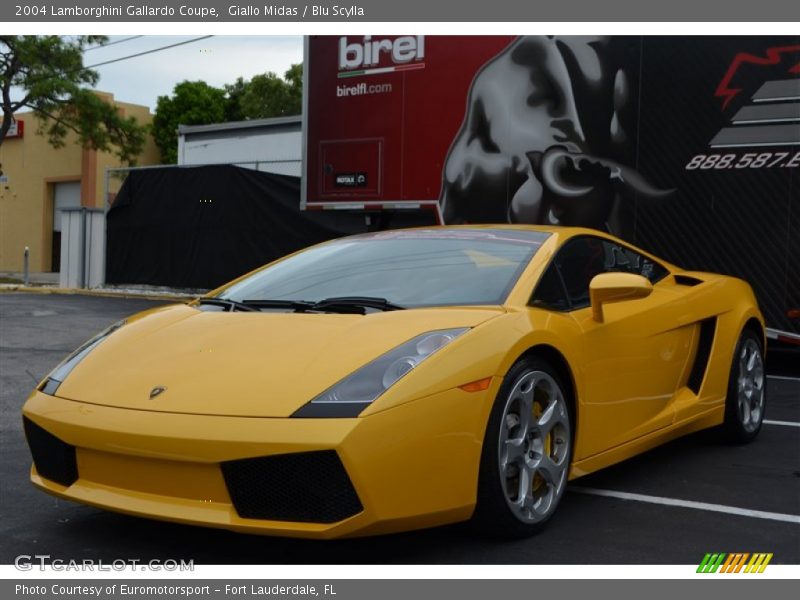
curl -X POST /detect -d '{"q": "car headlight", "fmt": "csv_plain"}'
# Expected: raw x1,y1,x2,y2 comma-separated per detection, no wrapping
292,328,469,418
39,320,126,396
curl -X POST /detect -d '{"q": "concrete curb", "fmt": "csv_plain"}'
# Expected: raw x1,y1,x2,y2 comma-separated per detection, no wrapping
0,284,195,302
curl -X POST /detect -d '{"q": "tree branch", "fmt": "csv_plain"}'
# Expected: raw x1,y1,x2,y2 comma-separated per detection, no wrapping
32,106,84,137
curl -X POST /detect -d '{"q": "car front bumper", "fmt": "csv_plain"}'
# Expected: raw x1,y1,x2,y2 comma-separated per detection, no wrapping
22,384,497,539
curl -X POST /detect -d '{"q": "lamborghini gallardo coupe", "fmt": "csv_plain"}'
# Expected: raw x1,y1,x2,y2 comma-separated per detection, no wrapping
23,226,767,538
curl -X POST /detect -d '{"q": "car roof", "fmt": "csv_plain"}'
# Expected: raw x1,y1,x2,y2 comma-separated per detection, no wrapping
342,224,613,241
338,225,678,273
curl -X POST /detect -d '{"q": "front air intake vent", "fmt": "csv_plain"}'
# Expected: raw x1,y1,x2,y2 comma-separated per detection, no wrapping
23,417,79,487
221,450,363,523
687,318,717,394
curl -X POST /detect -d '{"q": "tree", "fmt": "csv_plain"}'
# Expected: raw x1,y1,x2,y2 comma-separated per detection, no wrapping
228,64,303,121
284,63,303,112
151,80,227,164
0,35,147,164
223,76,248,122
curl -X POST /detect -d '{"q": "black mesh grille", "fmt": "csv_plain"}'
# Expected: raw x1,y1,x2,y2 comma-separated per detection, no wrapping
221,450,363,523
23,417,78,487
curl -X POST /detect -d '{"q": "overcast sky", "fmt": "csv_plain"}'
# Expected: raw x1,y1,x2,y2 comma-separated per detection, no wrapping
81,35,303,111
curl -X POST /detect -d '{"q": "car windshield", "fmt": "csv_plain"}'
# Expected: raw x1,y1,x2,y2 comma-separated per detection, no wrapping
219,229,550,308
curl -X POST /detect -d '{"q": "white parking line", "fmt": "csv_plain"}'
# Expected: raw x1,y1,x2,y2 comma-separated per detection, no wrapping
569,486,800,524
764,419,800,428
767,375,800,382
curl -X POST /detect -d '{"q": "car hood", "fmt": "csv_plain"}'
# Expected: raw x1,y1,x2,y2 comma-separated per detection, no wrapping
55,304,503,417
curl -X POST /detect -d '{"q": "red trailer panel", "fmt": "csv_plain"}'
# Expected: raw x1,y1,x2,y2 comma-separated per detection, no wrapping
303,35,515,218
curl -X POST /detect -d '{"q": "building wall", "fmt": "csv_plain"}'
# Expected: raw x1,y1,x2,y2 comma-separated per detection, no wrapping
0,92,159,272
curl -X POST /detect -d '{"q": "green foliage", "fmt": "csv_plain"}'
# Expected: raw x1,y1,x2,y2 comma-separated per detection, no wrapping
0,35,148,164
284,63,303,111
223,76,249,122
151,80,227,164
226,64,303,121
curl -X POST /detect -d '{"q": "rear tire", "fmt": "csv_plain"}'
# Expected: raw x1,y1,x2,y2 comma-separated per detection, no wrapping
472,356,572,538
723,329,766,444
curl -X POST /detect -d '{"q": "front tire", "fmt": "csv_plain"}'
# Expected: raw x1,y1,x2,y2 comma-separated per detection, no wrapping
472,356,572,538
723,329,766,443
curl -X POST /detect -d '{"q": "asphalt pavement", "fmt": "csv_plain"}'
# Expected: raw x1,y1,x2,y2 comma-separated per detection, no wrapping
1,292,798,564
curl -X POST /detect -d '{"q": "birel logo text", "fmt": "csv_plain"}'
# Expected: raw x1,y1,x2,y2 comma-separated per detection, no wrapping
338,36,426,78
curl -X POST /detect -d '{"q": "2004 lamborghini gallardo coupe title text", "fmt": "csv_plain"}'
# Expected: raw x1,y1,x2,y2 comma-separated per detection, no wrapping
23,226,767,538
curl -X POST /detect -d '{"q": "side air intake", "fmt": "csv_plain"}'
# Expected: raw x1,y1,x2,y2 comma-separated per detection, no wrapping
674,274,704,287
687,317,717,394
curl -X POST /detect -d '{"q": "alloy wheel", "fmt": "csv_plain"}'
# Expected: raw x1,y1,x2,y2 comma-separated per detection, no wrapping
497,370,571,524
737,338,765,433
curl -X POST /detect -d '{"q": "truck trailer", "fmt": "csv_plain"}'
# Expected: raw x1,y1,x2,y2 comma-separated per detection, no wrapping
302,35,800,342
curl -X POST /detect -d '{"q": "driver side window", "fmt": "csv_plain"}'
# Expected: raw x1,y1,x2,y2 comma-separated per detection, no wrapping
554,237,607,310
531,236,667,311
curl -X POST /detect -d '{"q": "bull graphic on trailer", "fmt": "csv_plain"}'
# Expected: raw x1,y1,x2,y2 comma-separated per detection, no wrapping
440,36,673,232
302,35,800,339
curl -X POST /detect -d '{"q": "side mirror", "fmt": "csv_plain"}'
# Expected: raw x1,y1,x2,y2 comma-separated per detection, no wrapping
589,272,653,323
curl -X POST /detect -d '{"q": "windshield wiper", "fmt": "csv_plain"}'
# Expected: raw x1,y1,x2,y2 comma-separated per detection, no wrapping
204,297,404,315
309,296,405,314
240,299,315,311
197,298,260,312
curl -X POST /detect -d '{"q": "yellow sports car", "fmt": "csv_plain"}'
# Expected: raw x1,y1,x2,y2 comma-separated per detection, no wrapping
23,226,766,538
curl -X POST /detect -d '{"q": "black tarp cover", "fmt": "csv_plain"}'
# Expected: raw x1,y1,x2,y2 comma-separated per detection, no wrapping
106,166,356,289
